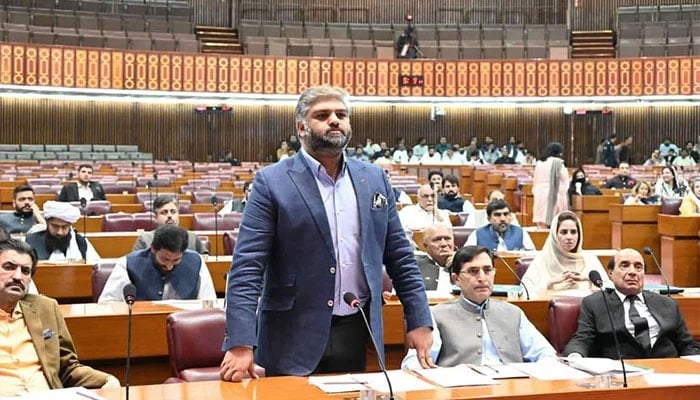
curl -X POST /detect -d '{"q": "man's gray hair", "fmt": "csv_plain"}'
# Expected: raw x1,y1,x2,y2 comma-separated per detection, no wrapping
294,85,352,123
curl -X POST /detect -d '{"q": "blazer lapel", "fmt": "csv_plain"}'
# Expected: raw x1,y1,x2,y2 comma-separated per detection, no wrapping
607,290,636,342
643,292,667,339
347,160,369,261
287,154,335,258
19,299,52,382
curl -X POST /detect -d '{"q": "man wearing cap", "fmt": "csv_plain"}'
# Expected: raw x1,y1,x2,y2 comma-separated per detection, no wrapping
0,185,46,234
24,201,100,263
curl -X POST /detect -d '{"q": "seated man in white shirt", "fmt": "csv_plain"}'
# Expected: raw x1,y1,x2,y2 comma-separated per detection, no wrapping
399,184,451,231
402,245,556,369
464,189,520,228
99,224,216,303
465,199,534,252
24,201,100,263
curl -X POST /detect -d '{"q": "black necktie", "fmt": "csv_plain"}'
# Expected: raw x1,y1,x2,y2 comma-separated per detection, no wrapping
627,295,651,351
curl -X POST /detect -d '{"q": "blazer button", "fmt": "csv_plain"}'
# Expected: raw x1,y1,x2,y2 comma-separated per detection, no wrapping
476,317,481,321
477,333,482,338
327,300,334,307
157,291,163,295
477,350,482,355
330,267,336,274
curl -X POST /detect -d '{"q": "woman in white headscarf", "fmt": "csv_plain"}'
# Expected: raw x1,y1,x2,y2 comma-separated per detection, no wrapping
521,211,609,297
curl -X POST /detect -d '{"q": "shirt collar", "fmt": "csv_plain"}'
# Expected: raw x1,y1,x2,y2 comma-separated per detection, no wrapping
300,147,348,181
0,302,23,320
613,288,645,304
458,295,490,315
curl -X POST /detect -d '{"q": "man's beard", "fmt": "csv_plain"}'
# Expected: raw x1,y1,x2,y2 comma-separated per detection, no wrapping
304,125,352,154
15,206,33,217
444,192,458,200
46,232,71,256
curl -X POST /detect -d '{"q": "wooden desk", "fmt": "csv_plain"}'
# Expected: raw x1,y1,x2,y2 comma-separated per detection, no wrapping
572,195,622,249
658,215,700,287
610,204,661,274
95,358,700,400
472,170,488,204
35,257,233,302
86,230,227,258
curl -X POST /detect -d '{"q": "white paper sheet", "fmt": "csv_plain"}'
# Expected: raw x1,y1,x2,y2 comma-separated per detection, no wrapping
308,374,368,393
644,373,700,386
469,364,530,379
414,365,498,387
7,387,106,400
351,370,436,393
510,359,592,380
564,357,652,375
681,355,700,363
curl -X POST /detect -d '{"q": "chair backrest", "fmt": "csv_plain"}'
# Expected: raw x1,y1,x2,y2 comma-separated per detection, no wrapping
547,297,583,354
192,191,234,204
166,309,226,380
222,230,238,255
133,213,157,231
515,257,533,278
92,262,116,302
197,235,210,254
103,182,137,194
136,192,178,205
192,213,242,231
660,196,682,215
70,200,112,216
143,199,191,214
102,213,135,232
451,226,474,248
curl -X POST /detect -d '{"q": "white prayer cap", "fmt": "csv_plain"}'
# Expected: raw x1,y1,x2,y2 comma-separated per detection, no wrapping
43,201,80,223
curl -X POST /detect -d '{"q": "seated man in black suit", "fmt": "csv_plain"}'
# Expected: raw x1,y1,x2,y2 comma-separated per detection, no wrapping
219,181,252,214
564,248,700,359
57,164,106,202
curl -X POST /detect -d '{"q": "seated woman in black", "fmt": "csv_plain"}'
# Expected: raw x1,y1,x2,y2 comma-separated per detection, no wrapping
567,167,602,205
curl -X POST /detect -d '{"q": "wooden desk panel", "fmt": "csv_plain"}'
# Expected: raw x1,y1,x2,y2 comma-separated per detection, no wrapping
658,215,700,287
609,204,661,274
572,195,622,249
94,359,700,400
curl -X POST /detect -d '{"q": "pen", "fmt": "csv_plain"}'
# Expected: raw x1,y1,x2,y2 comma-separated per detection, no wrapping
468,365,486,375
75,390,102,400
485,365,500,374
323,381,368,385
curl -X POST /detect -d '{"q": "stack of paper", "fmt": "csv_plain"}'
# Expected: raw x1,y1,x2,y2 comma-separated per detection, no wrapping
510,359,592,380
309,370,435,394
414,365,498,387
469,364,530,379
564,357,653,376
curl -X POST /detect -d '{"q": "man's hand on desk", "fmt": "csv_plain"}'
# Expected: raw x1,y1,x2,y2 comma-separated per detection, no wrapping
406,326,436,369
220,346,259,382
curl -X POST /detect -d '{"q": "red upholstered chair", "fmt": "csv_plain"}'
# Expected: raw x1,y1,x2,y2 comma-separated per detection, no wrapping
70,200,112,216
143,199,192,214
136,192,178,205
192,191,234,204
515,257,534,279
165,309,265,382
222,230,238,255
27,178,61,186
133,213,157,231
192,213,242,231
451,226,474,248
31,185,57,194
660,196,682,215
179,184,217,194
103,181,137,194
197,235,210,254
92,262,116,302
102,214,136,232
547,297,583,355
136,177,172,187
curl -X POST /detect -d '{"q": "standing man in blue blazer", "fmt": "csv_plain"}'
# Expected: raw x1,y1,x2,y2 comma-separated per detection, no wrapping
220,86,433,380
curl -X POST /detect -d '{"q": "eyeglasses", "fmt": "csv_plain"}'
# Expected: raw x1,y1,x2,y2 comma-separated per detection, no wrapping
459,266,496,276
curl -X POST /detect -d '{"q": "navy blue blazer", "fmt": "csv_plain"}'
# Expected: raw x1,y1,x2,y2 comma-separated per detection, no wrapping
223,152,431,375
564,289,700,358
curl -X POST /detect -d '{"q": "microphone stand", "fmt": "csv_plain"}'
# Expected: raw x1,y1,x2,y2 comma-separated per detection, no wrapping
494,255,530,300
80,198,87,238
212,196,219,260
643,247,672,296
590,274,628,388
146,181,154,230
153,173,159,198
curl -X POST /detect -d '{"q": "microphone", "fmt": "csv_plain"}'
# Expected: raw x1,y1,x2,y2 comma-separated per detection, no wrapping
211,196,219,260
152,173,159,198
643,247,672,296
588,271,628,387
79,197,87,236
343,292,394,400
494,255,530,300
123,283,137,400
146,181,154,230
